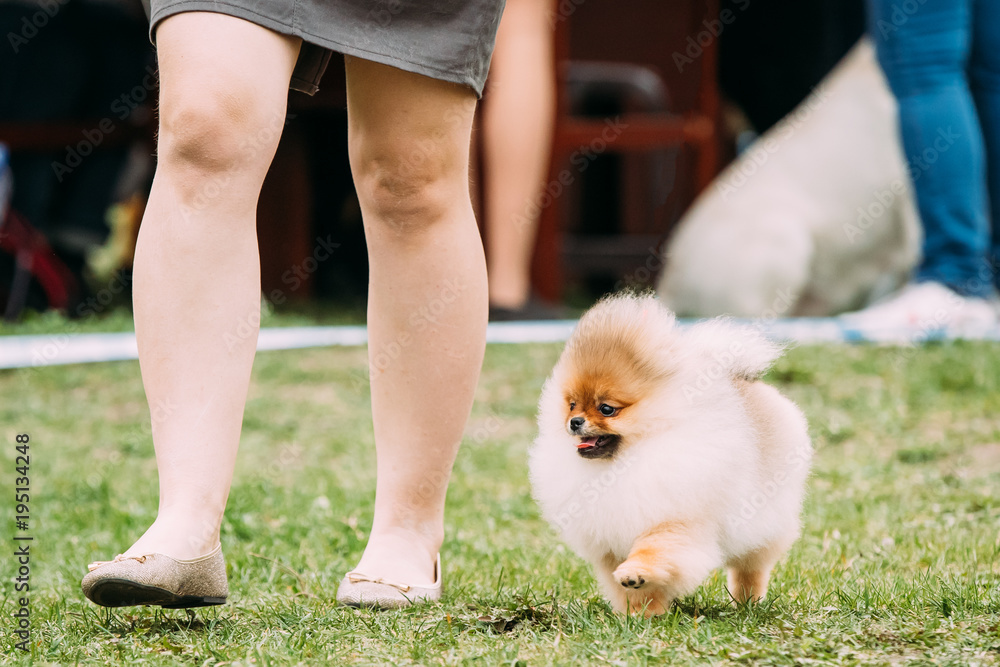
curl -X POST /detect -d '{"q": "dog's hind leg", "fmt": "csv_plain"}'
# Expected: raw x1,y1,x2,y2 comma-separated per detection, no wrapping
725,534,795,604
726,562,773,603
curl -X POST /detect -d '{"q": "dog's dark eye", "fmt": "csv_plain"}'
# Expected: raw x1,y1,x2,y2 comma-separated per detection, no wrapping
569,401,576,410
599,404,616,416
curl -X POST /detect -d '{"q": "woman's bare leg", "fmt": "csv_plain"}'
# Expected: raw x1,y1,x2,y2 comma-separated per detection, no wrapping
484,0,555,310
345,58,488,583
123,13,299,560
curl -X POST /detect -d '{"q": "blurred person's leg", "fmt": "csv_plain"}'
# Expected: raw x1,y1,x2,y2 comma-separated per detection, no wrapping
483,0,555,312
969,1,1000,291
869,0,991,298
345,57,487,584
123,12,300,560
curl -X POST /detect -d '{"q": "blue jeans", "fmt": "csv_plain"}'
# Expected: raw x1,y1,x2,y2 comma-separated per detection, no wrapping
868,0,1000,297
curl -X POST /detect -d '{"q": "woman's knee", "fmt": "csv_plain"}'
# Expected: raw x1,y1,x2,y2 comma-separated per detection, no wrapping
153,12,296,186
351,132,468,232
157,86,285,188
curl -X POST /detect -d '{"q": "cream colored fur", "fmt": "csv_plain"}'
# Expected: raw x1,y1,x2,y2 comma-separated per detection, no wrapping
529,293,812,614
657,38,921,317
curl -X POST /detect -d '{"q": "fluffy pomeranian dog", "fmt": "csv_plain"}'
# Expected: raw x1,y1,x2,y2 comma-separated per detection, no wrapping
529,293,812,616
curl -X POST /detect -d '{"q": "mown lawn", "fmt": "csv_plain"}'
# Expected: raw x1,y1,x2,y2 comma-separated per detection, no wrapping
2,325,999,665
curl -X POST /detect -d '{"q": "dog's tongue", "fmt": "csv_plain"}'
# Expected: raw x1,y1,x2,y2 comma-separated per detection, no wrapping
577,436,598,450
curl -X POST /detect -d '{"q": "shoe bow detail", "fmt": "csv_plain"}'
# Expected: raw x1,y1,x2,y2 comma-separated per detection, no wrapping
345,572,412,593
87,554,150,572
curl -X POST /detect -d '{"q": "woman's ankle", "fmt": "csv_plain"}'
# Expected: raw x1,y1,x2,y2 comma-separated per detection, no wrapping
122,514,222,560
352,526,442,584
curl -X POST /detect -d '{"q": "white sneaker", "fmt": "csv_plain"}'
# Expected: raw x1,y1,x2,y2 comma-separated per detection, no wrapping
838,281,999,341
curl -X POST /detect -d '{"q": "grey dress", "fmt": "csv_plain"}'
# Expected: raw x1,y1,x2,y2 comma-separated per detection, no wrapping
148,0,506,96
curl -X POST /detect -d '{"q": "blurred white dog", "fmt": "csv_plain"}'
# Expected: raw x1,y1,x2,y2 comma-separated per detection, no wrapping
658,39,921,317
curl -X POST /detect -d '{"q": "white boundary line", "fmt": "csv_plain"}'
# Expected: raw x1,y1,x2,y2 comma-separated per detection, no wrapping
1,319,998,370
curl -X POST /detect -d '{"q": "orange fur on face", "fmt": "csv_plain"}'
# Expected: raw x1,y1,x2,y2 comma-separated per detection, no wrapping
563,372,636,433
562,325,671,441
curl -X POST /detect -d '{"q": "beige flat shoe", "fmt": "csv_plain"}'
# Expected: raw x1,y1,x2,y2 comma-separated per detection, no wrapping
336,554,442,609
82,545,228,609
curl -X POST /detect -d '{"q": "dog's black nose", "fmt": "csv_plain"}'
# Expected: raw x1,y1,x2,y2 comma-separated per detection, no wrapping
569,417,585,431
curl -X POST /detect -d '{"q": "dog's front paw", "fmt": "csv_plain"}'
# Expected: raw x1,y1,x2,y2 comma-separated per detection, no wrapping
613,562,648,589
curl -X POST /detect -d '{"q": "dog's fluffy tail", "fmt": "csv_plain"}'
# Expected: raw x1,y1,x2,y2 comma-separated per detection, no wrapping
682,318,784,381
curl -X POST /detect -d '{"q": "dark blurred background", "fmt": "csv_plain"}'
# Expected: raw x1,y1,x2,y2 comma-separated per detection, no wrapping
0,0,865,321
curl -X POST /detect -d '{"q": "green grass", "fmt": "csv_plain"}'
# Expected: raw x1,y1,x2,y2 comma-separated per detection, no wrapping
2,328,1000,665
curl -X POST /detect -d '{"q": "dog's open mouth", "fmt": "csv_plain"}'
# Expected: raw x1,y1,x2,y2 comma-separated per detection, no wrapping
576,434,621,459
